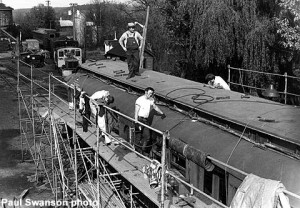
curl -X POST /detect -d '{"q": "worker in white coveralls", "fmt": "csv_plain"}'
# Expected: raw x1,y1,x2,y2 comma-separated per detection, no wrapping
90,90,114,145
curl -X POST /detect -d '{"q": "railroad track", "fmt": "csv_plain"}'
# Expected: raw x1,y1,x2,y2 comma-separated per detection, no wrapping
0,59,67,98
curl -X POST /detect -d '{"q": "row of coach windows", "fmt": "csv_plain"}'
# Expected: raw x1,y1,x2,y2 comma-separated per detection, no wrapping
59,50,81,57
169,150,239,206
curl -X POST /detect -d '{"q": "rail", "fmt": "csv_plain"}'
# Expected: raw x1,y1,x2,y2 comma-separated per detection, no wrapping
227,65,300,104
19,65,300,207
50,73,300,207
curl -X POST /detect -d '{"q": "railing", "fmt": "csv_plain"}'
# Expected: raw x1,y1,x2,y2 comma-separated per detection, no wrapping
20,64,300,208
227,65,300,104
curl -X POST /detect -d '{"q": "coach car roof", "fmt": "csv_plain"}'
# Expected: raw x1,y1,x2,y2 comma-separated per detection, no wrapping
80,60,300,146
67,72,300,203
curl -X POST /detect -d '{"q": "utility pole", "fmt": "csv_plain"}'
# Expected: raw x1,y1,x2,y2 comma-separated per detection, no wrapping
139,6,150,70
45,0,50,7
70,3,78,41
46,0,50,28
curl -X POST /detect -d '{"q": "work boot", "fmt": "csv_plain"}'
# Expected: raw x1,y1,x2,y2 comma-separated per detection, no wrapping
135,72,141,76
126,74,135,79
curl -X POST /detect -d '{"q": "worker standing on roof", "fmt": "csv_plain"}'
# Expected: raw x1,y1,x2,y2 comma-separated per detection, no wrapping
119,22,143,80
90,90,115,145
205,73,231,90
135,87,166,156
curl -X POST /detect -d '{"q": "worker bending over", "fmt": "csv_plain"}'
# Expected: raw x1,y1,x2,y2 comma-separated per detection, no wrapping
205,73,231,90
90,90,114,145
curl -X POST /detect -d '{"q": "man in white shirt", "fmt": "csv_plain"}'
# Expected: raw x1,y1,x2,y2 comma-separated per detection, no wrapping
205,73,231,90
135,87,166,155
90,90,114,145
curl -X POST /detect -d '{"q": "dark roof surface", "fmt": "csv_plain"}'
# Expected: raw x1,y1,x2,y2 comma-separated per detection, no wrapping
80,60,300,147
65,69,300,207
105,42,154,58
105,43,126,58
0,3,13,10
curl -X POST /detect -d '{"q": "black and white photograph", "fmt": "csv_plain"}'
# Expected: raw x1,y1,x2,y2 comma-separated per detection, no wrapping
0,0,299,207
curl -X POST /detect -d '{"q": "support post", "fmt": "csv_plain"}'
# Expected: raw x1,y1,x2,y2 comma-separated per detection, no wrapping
130,184,133,208
96,106,100,208
227,65,231,88
284,72,287,104
31,65,37,181
49,73,55,194
72,85,78,206
16,37,23,162
129,126,135,147
160,131,168,208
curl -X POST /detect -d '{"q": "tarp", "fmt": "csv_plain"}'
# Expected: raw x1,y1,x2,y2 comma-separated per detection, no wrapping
169,137,214,171
230,174,290,208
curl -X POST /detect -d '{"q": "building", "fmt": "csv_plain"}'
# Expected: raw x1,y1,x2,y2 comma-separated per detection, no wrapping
59,18,73,37
0,3,13,28
75,11,96,48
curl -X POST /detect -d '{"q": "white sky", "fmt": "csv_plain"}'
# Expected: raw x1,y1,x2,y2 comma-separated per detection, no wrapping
2,0,127,9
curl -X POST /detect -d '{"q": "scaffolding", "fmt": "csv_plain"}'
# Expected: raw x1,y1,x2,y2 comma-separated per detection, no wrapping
15,50,300,208
16,56,128,207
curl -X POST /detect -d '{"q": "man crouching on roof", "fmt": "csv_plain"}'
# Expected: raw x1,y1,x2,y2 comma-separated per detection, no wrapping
205,73,231,91
90,90,115,145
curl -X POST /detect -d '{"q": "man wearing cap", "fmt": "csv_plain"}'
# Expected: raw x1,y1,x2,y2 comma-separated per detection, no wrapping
119,22,143,79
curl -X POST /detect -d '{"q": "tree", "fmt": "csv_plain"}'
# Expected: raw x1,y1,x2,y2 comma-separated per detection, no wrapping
17,4,57,39
276,0,300,50
85,0,132,48
160,0,286,88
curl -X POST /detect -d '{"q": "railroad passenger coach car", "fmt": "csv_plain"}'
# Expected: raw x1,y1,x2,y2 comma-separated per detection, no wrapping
73,59,300,207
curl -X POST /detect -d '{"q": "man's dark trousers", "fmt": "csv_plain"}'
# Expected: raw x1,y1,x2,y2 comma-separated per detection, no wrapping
82,95,91,132
126,49,140,77
137,116,151,154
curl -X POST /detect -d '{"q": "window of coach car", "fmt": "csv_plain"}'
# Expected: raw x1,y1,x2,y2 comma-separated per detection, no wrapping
204,167,226,204
170,150,186,176
59,51,64,57
76,50,81,56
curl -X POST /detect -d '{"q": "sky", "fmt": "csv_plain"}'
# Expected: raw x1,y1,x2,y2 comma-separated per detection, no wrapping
2,0,127,9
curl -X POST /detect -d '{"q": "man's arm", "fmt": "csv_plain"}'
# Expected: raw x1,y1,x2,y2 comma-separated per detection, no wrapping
135,104,140,121
136,32,144,50
135,22,144,28
119,33,126,52
153,103,164,116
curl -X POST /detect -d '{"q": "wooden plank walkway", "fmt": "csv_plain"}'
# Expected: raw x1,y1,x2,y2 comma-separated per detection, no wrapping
34,95,217,208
